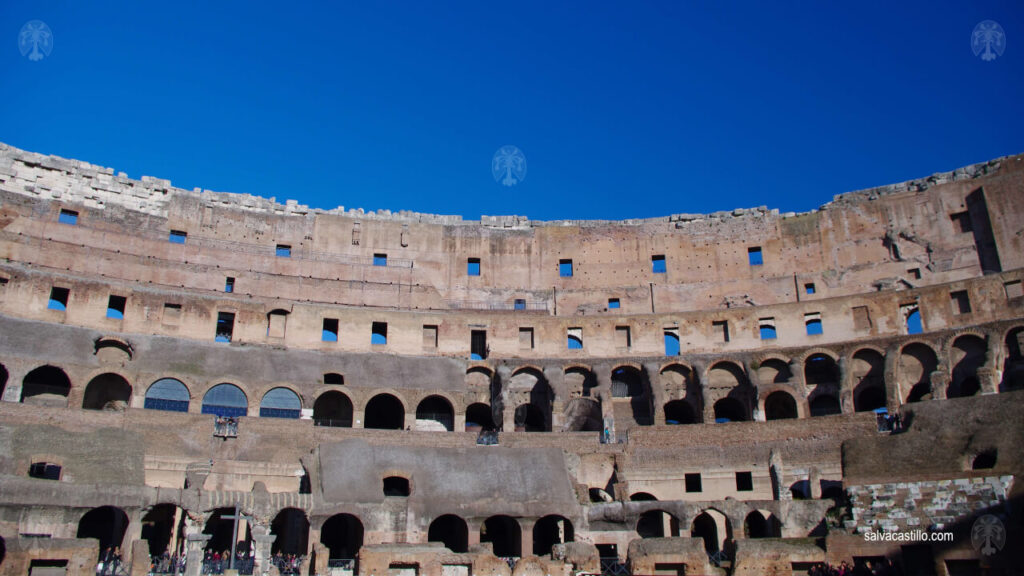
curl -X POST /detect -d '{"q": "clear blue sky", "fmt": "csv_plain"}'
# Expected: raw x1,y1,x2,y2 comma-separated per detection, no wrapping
2,1,1021,220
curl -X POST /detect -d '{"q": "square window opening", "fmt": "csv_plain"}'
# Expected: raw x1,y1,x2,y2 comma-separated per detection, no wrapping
514,298,526,310
759,318,777,340
467,258,481,276
950,290,972,315
322,318,339,342
608,298,620,309
169,230,187,244
1006,280,1024,300
47,287,69,311
559,259,574,277
567,327,583,350
805,283,816,295
748,247,763,266
805,313,822,336
652,255,666,274
519,327,534,350
106,295,126,319
735,471,753,492
713,320,730,342
685,473,702,493
373,253,388,267
276,244,292,258
951,211,972,233
58,209,78,225
162,303,182,325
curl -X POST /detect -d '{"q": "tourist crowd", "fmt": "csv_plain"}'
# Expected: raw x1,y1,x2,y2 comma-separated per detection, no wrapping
96,547,123,576
809,559,900,575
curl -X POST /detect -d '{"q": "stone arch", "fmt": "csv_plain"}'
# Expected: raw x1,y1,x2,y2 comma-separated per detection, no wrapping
763,390,798,420
744,510,779,538
141,504,182,557
899,342,938,403
203,507,252,553
427,514,468,553
630,492,657,501
82,372,132,411
660,363,701,409
851,348,886,412
144,378,191,412
1001,326,1024,391
533,515,574,556
320,513,363,560
808,392,841,416
201,383,248,417
481,516,521,557
804,353,840,386
663,399,698,424
270,508,309,556
313,390,353,427
415,395,455,431
612,365,652,426
77,506,129,554
21,365,71,406
636,510,681,538
756,357,792,384
949,334,986,398
260,386,302,419
364,393,405,429
510,367,552,431
465,402,496,431
466,366,493,388
564,365,598,398
691,509,731,554
563,397,602,432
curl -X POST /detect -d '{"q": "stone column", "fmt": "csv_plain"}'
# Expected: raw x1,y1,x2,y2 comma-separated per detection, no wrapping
883,343,901,411
251,525,277,576
184,534,211,576
808,466,822,499
497,365,514,432
977,367,998,395
930,370,949,400
643,362,663,426
837,356,854,414
544,365,564,431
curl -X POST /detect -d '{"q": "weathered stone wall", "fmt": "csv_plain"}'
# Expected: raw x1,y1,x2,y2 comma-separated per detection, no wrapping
847,476,1012,534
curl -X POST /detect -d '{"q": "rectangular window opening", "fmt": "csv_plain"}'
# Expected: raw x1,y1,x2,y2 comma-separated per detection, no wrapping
852,306,871,331
225,277,235,293
735,471,753,492
106,295,126,320
804,283,816,295
322,318,339,342
901,303,923,335
423,325,438,349
713,320,730,342
215,312,235,343
608,298,620,309
748,246,763,266
1006,280,1024,300
467,258,481,276
29,462,62,481
567,327,583,350
275,244,292,258
685,473,702,493
373,253,388,267
58,209,78,225
519,327,534,350
651,254,666,274
47,287,69,311
951,211,972,233
664,329,680,356
908,268,922,280
950,290,972,315
615,326,632,348
169,230,187,244
371,322,388,345
514,298,526,310
759,317,777,340
471,330,487,360
805,312,823,336
162,303,182,325
559,259,574,277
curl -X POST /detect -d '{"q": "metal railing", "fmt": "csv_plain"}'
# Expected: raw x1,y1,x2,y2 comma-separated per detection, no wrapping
327,559,356,570
314,418,354,428
499,557,519,570
599,558,629,576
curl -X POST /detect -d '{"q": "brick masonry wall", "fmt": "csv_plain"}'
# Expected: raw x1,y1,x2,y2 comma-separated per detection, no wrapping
847,476,1013,533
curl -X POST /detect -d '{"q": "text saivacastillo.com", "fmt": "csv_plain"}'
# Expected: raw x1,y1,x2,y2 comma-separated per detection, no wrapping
863,529,954,542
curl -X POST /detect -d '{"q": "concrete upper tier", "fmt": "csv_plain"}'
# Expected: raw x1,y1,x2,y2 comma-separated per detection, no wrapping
0,142,1022,359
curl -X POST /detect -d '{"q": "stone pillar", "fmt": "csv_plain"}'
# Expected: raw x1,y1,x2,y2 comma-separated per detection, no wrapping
251,525,277,576
977,367,998,395
883,343,901,411
837,356,854,413
130,540,150,576
184,534,211,576
353,409,366,429
930,370,949,400
643,362,663,426
808,467,822,499
544,365,564,431
519,518,536,559
497,365,514,432
769,450,790,501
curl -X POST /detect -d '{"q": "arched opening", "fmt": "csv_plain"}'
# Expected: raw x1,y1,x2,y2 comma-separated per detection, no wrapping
202,508,252,554
515,403,546,432
364,394,405,429
465,402,495,431
756,359,792,384
465,367,493,388
899,343,937,403
629,492,657,501
320,514,363,561
20,365,71,406
563,397,602,432
260,387,302,419
691,512,720,554
383,476,410,497
427,515,468,553
270,508,309,556
713,397,747,423
1001,327,1024,392
809,394,841,417
533,515,573,556
77,506,129,554
564,367,597,398
790,480,809,500
744,511,778,538
141,504,182,557
636,510,680,538
763,391,798,420
201,383,248,417
481,516,521,558
144,378,190,412
612,366,652,426
972,450,997,470
313,391,353,427
664,400,696,425
852,349,886,412
589,488,612,503
950,335,986,398
415,395,454,432
905,308,922,334
804,354,839,386
82,373,132,411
